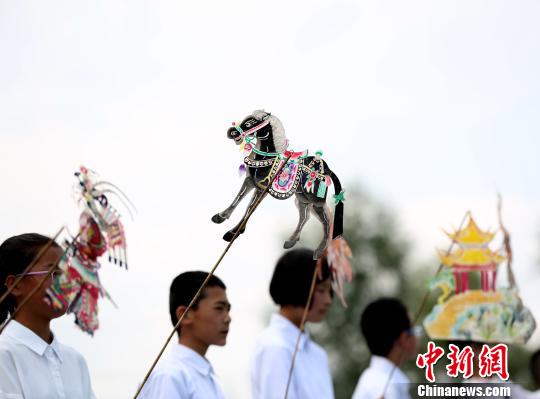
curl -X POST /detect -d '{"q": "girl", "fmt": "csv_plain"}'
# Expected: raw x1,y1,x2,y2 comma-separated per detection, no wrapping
250,248,335,399
0,233,95,399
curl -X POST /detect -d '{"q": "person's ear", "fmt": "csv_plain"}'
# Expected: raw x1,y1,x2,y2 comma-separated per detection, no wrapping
4,275,26,298
175,305,193,328
397,330,409,347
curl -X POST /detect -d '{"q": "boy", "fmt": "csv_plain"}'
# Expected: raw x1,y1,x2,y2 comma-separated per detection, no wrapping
352,298,418,399
139,271,231,399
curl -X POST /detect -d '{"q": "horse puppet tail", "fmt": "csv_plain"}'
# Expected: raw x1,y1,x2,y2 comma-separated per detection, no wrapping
328,169,344,239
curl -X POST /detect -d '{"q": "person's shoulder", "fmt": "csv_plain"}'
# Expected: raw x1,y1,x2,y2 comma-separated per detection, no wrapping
0,335,21,359
308,339,328,358
354,364,387,393
0,331,17,347
251,328,295,368
254,325,293,353
56,341,82,357
147,361,192,389
358,362,386,381
0,340,14,361
139,364,192,399
153,352,193,379
0,335,13,350
354,361,410,399
151,366,188,381
55,341,89,367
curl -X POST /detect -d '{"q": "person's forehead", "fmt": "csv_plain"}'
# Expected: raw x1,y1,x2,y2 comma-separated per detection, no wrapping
202,285,229,301
32,246,62,271
316,279,331,287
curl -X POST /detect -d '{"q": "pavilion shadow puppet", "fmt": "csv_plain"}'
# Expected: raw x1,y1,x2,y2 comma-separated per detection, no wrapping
212,110,345,259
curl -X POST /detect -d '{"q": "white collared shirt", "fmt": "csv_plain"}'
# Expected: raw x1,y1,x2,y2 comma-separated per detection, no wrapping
465,377,539,399
352,355,411,399
250,313,334,399
0,320,95,399
138,343,226,399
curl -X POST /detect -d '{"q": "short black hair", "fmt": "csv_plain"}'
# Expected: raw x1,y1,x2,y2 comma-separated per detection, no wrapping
0,233,61,322
360,298,411,357
269,248,331,307
169,271,226,329
530,349,540,388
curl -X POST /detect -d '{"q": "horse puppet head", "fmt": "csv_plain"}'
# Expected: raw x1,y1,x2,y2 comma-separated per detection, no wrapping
227,110,288,154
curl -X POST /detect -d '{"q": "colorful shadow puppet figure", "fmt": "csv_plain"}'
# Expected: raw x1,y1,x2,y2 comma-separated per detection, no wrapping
45,166,131,335
212,110,345,259
419,211,537,398
424,212,536,344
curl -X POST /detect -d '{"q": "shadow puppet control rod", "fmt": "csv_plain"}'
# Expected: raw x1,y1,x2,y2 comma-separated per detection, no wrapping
133,156,292,399
379,210,470,399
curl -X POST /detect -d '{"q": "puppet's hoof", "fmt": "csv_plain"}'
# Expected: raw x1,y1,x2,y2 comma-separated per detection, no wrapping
283,239,298,249
212,213,227,224
223,227,245,242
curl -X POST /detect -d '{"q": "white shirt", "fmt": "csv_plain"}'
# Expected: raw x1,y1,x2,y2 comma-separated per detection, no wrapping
0,320,95,399
138,343,226,399
465,377,540,399
251,313,334,399
352,356,411,399
511,385,540,399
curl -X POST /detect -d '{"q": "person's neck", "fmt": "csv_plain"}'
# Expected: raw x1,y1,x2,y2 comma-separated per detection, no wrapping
179,334,209,357
14,313,53,344
386,347,405,368
279,307,303,328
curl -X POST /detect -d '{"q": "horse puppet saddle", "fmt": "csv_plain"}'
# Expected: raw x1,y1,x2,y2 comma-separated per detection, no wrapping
247,150,307,199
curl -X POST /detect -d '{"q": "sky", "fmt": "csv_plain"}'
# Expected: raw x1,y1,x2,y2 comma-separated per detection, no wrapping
1,1,540,397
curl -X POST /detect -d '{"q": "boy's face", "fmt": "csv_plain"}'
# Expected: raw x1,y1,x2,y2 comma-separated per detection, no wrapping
403,328,418,359
396,318,419,361
307,279,333,323
187,286,231,347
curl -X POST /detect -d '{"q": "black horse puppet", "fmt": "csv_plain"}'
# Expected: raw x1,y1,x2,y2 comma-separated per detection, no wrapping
212,110,344,259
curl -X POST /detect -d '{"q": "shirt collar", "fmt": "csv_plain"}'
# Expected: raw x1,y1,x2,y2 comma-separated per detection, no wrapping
2,320,63,362
172,343,214,376
270,313,310,349
369,355,409,383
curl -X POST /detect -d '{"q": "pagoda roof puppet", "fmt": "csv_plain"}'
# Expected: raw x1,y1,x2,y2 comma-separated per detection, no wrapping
423,212,536,344
45,166,132,335
211,110,346,260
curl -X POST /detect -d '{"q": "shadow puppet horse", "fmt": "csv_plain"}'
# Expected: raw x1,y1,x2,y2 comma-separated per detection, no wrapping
212,110,345,259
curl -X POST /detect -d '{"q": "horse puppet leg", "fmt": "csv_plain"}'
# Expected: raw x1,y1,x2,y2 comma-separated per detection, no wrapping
284,196,312,249
212,177,255,224
312,204,331,260
223,189,262,242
